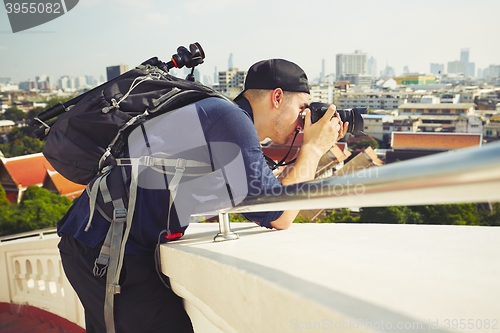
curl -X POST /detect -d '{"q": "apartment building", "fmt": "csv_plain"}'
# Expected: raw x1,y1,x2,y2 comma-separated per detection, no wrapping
215,68,246,98
484,115,500,141
336,91,437,111
361,114,393,141
360,114,421,142
398,103,475,116
336,50,367,81
309,84,335,104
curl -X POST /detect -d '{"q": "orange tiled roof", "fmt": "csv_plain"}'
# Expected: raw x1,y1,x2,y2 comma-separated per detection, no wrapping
1,153,55,186
44,170,85,198
392,132,482,150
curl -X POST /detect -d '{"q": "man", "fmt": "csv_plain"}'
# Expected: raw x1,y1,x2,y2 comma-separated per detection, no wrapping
57,58,346,332
234,59,347,229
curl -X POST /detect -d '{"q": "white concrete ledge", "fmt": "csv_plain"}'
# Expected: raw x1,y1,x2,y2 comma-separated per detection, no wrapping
160,223,500,333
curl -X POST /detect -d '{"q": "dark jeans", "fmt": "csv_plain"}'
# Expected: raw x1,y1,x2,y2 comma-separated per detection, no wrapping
58,234,193,333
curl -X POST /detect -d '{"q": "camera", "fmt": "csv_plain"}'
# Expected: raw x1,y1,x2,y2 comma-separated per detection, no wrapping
308,102,366,135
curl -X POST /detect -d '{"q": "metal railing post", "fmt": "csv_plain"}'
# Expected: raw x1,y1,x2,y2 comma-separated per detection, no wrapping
214,212,239,242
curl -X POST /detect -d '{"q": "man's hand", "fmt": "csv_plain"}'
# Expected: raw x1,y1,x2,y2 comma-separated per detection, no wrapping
302,104,347,156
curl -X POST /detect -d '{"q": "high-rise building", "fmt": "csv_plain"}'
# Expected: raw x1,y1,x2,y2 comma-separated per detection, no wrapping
335,50,367,81
216,68,246,98
380,65,395,78
466,63,475,78
85,75,97,87
228,53,234,70
460,48,470,64
19,80,37,91
58,76,74,91
106,64,129,81
430,63,445,76
455,48,475,77
488,65,500,79
367,56,377,78
447,60,466,75
320,59,325,81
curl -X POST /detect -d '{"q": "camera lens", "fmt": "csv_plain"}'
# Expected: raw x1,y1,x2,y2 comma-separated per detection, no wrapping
308,102,365,135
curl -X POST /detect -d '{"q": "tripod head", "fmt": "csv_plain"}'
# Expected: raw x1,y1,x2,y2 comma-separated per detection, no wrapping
165,42,205,81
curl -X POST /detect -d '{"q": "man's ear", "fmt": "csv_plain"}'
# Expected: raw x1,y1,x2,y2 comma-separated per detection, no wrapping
271,88,284,109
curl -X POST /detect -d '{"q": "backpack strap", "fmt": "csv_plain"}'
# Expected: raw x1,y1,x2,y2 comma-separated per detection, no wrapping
87,154,211,333
95,158,140,333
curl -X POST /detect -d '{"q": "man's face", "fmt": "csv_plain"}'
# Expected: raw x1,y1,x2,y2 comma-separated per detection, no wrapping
271,92,310,145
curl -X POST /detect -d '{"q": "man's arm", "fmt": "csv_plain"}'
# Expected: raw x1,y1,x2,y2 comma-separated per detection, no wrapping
270,107,346,230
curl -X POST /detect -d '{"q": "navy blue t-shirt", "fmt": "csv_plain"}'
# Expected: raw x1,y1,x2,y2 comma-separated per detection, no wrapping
57,97,284,255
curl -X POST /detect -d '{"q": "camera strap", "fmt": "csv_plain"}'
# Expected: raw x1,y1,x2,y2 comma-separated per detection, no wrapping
264,129,299,170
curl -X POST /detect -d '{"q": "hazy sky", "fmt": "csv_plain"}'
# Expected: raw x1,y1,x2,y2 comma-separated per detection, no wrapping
1,0,499,83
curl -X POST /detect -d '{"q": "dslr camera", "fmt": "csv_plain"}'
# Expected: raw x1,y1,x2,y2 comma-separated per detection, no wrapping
307,102,366,135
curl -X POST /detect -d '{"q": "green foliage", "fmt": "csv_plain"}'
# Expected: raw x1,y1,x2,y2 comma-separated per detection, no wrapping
293,214,311,223
0,123,45,158
359,206,423,224
350,139,379,150
1,108,26,121
27,107,45,119
479,203,500,226
408,204,480,225
297,204,499,226
0,186,72,236
45,96,75,108
320,208,360,223
0,184,10,207
229,213,249,222
0,129,45,157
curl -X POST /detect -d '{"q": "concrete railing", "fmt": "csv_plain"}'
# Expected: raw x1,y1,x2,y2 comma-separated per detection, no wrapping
0,229,85,328
161,141,500,332
1,141,499,332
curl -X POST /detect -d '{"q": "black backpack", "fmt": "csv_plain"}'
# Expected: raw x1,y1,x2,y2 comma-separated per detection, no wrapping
30,48,230,185
29,43,233,333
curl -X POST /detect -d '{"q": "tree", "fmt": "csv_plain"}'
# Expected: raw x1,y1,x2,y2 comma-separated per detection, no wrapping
7,186,72,234
0,184,14,236
320,208,359,223
358,206,423,224
479,202,500,226
45,96,75,108
0,131,44,157
350,139,379,151
1,107,26,121
409,204,480,225
0,184,10,207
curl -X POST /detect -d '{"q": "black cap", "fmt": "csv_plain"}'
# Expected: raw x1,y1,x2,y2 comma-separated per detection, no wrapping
236,59,309,100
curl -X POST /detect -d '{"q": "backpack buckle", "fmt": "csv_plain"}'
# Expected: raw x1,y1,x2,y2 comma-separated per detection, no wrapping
113,207,127,223
175,158,186,172
142,156,155,167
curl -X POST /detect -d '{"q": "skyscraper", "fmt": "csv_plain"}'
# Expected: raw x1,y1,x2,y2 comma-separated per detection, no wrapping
459,48,475,77
367,56,377,78
106,64,129,81
447,60,466,74
320,59,325,81
460,48,469,64
228,53,234,70
335,50,367,81
430,63,445,76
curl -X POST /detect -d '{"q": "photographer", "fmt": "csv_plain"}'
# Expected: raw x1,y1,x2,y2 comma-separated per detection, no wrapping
57,58,347,332
234,59,348,229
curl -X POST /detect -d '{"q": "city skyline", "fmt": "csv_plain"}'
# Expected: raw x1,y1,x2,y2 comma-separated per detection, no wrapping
1,0,499,83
